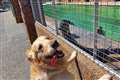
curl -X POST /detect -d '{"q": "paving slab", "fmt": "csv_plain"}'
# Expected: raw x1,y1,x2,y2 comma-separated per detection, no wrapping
0,11,30,80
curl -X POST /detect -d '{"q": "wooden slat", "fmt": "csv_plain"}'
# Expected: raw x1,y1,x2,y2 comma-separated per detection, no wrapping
10,0,23,23
18,0,37,44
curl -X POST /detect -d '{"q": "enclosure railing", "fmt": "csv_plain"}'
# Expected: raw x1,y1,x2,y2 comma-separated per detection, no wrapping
30,0,120,79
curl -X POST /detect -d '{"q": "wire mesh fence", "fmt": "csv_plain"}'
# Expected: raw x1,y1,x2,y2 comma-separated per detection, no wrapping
30,0,120,79
2,0,119,79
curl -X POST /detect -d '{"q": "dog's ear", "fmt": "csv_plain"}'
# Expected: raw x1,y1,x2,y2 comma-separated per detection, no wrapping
26,48,36,62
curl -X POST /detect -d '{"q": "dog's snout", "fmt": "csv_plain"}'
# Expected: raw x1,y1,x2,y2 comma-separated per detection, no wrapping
51,40,59,49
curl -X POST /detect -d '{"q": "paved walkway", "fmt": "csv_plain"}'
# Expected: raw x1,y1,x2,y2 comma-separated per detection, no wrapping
0,11,30,80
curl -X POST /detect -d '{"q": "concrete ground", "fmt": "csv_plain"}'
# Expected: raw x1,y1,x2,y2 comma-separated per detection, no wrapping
0,11,30,80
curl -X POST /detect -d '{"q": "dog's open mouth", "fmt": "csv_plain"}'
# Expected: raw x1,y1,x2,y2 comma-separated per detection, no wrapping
38,40,65,65
45,49,64,59
44,49,64,65
45,40,64,65
45,40,64,59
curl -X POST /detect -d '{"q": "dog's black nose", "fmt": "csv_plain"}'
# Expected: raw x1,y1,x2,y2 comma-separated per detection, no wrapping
51,40,59,49
56,50,64,58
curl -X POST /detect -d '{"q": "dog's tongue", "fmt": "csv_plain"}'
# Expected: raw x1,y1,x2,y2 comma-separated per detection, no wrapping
50,55,57,65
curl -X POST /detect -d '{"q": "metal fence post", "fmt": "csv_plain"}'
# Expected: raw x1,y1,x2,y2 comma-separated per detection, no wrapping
30,0,41,22
38,0,47,26
93,0,99,59
52,0,59,35
10,0,23,23
18,0,37,44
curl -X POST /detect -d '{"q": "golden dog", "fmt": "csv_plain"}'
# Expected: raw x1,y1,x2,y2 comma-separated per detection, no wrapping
26,36,77,80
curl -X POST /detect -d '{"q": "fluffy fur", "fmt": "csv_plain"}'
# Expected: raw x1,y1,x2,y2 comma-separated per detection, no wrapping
26,36,77,80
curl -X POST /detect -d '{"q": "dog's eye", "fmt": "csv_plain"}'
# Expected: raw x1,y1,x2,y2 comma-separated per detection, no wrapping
46,37,50,39
38,44,43,50
52,40,59,49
